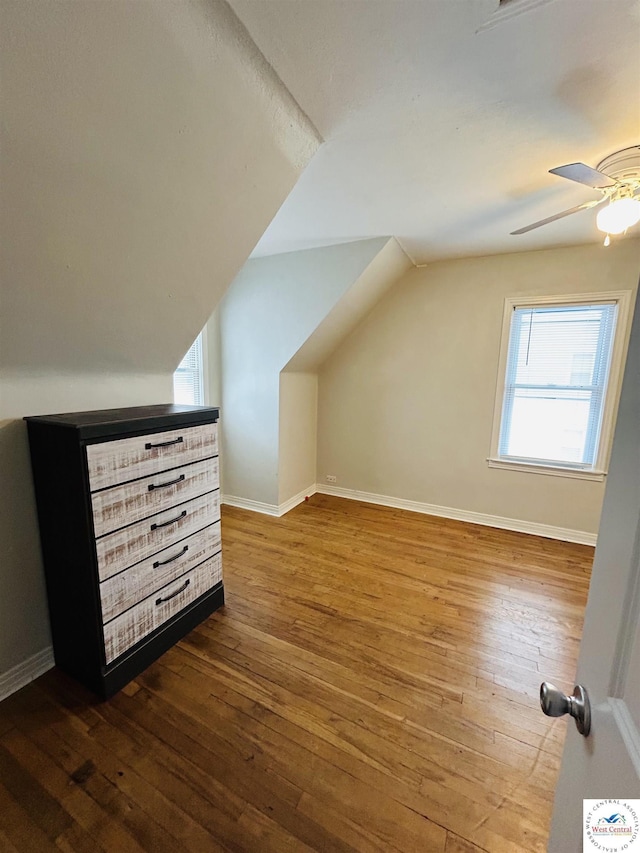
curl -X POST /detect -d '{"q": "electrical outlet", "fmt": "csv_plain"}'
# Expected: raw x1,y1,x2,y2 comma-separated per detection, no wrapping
325,474,337,483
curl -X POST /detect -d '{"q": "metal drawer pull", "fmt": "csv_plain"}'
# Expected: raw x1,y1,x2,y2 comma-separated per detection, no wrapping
145,436,184,450
153,545,188,569
148,473,185,492
150,510,187,531
156,578,190,605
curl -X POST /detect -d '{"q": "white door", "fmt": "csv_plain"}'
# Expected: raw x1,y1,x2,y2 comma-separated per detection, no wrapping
548,288,640,851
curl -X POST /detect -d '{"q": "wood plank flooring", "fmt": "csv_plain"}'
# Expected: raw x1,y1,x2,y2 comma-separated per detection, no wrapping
0,494,594,852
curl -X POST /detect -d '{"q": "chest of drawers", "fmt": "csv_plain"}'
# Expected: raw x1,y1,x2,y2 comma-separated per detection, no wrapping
25,404,223,699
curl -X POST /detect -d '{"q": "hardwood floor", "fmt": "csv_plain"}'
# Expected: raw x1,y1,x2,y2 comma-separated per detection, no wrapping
0,494,593,852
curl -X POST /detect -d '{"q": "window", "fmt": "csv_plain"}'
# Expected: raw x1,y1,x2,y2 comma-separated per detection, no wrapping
489,292,631,479
173,331,207,405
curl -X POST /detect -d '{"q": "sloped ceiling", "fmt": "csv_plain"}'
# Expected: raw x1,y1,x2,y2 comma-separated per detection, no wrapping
0,0,320,375
219,237,396,504
229,0,640,263
284,238,412,372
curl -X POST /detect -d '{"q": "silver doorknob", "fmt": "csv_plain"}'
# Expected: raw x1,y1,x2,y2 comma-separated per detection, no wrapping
540,682,591,736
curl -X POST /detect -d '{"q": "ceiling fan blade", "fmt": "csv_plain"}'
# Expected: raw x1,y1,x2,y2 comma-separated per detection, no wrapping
510,198,607,235
549,162,616,189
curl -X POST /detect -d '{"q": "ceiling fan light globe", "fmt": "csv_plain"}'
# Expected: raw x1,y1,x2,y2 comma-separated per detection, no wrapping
596,198,640,235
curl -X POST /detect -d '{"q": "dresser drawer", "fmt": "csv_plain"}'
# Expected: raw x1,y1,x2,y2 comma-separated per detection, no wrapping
91,457,219,538
95,490,220,581
103,553,223,664
99,523,221,623
26,404,223,699
87,423,218,491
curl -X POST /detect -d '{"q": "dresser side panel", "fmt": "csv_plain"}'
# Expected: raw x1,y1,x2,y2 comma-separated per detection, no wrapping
25,422,105,684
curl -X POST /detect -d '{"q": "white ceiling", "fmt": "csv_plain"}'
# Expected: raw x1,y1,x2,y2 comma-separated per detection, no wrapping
228,0,640,264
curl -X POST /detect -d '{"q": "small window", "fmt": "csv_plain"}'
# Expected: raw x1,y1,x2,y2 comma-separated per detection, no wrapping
489,293,631,479
173,331,207,406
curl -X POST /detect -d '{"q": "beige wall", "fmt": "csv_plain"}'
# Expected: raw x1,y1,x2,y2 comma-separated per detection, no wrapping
0,0,319,679
217,239,390,507
0,372,170,674
278,373,318,504
317,240,640,537
206,311,223,411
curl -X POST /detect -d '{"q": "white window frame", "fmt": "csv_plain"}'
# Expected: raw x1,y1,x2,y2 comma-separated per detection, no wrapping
488,290,633,481
173,327,209,406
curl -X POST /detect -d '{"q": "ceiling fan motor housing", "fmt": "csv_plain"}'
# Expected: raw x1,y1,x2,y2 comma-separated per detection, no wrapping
595,147,640,236
597,146,640,189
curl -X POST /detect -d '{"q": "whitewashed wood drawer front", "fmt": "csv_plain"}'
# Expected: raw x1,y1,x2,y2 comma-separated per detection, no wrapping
103,553,223,664
25,404,223,699
99,523,221,623
91,456,219,538
95,490,220,582
87,423,218,491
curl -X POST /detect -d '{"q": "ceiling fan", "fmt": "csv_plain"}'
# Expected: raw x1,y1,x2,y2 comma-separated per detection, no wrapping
511,145,640,243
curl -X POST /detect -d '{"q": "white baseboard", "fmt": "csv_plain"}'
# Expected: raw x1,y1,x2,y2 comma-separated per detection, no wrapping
316,484,597,546
222,484,317,518
278,484,318,516
0,646,54,703
222,494,280,516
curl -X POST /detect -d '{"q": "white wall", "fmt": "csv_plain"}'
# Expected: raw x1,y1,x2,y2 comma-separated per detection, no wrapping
217,238,393,506
317,240,640,538
0,0,319,680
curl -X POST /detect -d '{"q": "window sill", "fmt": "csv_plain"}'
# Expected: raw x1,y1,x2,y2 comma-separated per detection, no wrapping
487,458,606,481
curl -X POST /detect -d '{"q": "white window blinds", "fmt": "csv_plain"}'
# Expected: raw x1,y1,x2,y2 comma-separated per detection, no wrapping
173,333,205,406
498,302,618,468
